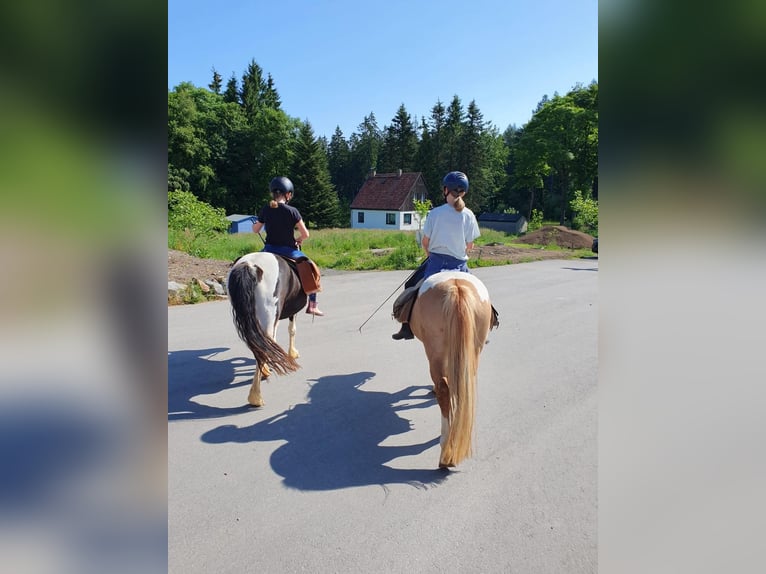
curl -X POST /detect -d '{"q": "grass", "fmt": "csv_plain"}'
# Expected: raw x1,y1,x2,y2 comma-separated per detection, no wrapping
169,226,589,271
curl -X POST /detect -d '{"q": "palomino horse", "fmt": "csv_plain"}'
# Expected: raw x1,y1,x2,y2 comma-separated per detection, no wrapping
227,252,307,407
408,271,496,468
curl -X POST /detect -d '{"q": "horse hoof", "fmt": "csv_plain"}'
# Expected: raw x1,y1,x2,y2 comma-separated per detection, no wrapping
438,462,455,470
247,394,264,407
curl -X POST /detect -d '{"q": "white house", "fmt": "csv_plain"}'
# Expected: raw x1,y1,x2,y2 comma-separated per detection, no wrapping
350,170,430,230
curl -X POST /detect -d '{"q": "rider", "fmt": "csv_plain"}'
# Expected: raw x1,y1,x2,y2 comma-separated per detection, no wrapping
252,176,324,316
392,170,480,340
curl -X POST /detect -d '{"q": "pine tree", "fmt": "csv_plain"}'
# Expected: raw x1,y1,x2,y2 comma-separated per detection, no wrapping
348,112,382,191
240,59,266,119
416,101,447,201
263,73,282,110
223,73,239,103
289,122,340,228
327,126,352,203
208,67,223,94
444,95,465,170
379,104,418,173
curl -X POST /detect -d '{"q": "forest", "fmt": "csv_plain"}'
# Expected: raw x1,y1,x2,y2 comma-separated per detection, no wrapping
168,59,598,230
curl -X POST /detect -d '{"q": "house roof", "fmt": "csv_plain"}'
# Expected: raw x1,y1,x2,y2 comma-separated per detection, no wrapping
350,172,424,211
478,213,526,223
226,214,257,222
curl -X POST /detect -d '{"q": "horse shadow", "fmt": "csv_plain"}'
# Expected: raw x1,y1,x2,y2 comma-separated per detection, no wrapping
168,347,256,421
201,371,449,491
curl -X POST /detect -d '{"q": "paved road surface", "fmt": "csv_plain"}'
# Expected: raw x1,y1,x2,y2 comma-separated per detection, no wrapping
169,258,598,573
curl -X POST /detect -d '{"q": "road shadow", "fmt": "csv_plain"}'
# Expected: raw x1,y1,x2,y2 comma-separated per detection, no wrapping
562,266,598,271
168,347,256,421
201,371,449,491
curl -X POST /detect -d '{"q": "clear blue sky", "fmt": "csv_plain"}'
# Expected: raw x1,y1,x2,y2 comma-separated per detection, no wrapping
168,0,597,140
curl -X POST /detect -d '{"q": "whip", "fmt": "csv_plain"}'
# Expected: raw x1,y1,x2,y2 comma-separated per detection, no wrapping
357,259,427,333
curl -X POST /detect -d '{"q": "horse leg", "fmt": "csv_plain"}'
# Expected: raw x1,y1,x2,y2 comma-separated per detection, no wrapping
248,363,265,407
427,361,454,468
287,316,299,359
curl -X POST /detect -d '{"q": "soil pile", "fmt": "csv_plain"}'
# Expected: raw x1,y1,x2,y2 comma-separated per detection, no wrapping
517,226,594,249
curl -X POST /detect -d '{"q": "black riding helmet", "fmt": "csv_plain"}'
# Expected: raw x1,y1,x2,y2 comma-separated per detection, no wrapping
442,171,469,194
270,176,294,196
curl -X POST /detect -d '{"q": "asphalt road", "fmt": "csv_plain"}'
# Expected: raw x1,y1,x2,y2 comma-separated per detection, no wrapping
169,258,598,573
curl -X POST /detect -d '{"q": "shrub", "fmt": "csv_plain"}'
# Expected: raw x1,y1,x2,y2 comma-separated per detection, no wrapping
569,190,598,234
168,190,228,235
529,209,544,231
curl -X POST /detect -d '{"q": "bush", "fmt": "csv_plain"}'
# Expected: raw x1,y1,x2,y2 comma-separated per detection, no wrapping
569,190,598,234
168,190,228,235
528,209,544,231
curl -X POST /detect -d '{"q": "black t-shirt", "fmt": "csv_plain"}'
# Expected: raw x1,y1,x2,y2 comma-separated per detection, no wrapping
258,203,302,248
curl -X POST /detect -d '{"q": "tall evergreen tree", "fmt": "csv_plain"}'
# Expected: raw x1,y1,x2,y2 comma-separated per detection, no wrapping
209,67,223,94
263,73,282,110
239,59,266,119
444,95,465,170
327,126,353,203
348,112,382,190
223,73,239,103
417,100,448,201
379,104,418,173
289,122,340,228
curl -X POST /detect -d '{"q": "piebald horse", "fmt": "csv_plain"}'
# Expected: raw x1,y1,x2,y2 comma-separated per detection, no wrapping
227,252,307,407
409,271,495,468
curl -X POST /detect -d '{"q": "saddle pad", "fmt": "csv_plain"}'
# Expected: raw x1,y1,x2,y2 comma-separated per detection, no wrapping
296,259,322,295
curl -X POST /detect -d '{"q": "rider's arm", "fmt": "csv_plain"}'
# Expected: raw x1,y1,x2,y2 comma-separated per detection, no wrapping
421,235,430,255
295,219,310,246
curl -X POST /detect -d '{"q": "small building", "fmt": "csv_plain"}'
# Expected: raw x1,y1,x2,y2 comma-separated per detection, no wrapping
226,214,258,234
350,170,429,231
478,213,528,235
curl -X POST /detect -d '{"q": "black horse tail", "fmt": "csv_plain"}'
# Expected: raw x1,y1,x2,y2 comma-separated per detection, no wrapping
227,261,300,375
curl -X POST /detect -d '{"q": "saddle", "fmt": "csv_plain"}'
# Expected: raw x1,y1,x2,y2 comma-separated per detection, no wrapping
392,280,423,323
279,255,322,295
392,279,500,329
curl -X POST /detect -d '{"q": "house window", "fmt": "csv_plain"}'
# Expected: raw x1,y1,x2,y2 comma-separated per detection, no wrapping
403,213,412,225
386,213,396,225
357,212,364,223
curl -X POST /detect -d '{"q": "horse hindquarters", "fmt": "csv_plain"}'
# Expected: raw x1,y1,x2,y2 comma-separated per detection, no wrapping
411,279,485,468
227,258,301,376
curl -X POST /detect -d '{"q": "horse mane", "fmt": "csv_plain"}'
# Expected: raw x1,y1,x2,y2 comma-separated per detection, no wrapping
227,260,300,375
438,280,480,466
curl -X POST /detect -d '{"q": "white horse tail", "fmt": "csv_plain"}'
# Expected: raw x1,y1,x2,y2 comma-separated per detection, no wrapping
439,281,480,467
227,261,300,375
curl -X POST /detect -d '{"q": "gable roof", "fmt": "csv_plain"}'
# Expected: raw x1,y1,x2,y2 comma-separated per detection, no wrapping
350,172,424,211
226,214,257,222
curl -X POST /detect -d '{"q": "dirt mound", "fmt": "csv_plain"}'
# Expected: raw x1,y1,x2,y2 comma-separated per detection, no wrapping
168,249,232,286
517,226,594,249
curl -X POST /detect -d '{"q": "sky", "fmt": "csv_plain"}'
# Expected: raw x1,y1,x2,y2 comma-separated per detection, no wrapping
168,0,597,141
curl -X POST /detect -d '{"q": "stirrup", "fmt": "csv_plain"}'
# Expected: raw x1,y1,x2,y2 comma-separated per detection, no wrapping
392,323,414,340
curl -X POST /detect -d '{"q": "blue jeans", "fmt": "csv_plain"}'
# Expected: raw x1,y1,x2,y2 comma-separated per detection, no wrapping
403,253,470,289
262,244,317,302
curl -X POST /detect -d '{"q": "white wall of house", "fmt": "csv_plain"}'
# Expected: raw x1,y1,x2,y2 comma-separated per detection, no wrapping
350,209,424,231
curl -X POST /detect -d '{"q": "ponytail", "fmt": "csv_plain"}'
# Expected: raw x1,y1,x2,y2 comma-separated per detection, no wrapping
453,197,465,212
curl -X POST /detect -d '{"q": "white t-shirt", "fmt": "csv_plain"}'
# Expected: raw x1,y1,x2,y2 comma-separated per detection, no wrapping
422,203,481,261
